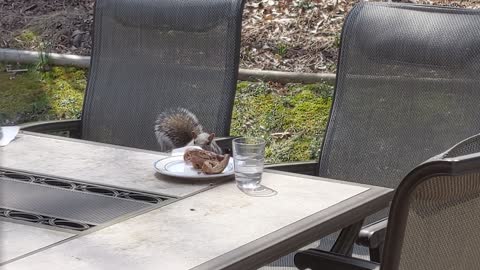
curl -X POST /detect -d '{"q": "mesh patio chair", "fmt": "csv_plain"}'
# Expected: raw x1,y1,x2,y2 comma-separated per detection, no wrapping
265,1,480,266
294,133,480,270
21,0,245,152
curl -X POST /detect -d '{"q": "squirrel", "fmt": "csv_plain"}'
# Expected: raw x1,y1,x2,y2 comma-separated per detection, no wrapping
154,107,223,154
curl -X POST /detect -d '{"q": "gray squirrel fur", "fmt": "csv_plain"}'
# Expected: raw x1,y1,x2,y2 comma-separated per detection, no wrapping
154,108,222,154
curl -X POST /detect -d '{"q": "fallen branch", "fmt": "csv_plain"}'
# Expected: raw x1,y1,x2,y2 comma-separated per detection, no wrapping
0,48,90,68
0,48,336,84
238,69,335,84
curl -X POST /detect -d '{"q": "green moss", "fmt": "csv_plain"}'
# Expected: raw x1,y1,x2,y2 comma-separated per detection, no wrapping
41,67,86,119
18,30,39,44
1,65,333,163
232,81,333,163
9,30,42,50
0,64,86,124
236,81,250,90
0,64,46,124
298,83,334,98
276,43,289,57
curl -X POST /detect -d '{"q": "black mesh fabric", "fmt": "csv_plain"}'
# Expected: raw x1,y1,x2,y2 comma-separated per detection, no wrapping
443,134,480,158
306,3,480,259
397,172,480,270
319,2,480,211
81,0,244,151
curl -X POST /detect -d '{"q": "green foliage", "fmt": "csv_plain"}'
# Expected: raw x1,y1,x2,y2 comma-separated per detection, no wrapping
14,30,40,48
232,81,333,163
11,30,51,70
276,43,289,57
36,50,51,71
1,65,333,163
0,64,86,125
0,64,48,124
334,33,342,49
294,0,314,10
41,66,86,119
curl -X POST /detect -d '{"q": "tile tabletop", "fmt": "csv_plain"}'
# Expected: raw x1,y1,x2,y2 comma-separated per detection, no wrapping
0,132,393,269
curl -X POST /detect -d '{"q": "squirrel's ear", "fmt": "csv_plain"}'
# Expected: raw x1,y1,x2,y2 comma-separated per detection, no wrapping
208,133,215,142
192,131,198,139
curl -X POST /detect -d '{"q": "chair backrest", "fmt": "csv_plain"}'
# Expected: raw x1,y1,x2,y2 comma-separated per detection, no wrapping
382,133,480,270
319,2,480,190
81,0,245,150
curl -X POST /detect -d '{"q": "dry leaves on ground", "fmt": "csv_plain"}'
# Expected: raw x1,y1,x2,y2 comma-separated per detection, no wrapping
2,0,480,72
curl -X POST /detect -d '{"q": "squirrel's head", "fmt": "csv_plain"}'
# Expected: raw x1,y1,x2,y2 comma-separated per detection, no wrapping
192,132,215,146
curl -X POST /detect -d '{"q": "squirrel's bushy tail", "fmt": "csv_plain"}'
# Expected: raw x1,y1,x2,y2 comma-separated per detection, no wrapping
154,108,203,152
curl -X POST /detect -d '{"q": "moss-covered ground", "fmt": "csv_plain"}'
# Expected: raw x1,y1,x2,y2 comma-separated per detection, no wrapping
0,64,333,163
0,64,85,125
231,82,332,163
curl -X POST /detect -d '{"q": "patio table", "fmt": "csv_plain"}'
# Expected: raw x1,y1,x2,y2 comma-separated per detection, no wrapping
0,132,393,270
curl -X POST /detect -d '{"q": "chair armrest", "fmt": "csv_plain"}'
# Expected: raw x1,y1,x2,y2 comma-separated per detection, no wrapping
214,136,240,154
356,218,388,262
294,249,380,270
265,161,317,176
20,119,82,138
357,218,388,248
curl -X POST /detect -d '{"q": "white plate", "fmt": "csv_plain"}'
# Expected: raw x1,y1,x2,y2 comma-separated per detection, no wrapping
154,156,235,179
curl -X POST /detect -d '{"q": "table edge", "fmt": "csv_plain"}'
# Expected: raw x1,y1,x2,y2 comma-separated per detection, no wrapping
192,186,393,270
263,169,387,190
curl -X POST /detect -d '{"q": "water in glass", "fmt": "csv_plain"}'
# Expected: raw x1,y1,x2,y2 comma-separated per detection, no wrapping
234,154,265,189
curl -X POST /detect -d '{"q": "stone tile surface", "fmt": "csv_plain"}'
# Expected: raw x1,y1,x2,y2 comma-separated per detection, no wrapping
0,221,73,263
1,173,368,270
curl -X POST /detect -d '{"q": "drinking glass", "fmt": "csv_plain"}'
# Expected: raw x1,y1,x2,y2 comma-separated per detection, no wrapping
232,137,277,196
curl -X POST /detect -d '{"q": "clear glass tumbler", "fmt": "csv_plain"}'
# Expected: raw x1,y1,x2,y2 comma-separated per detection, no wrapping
232,137,277,196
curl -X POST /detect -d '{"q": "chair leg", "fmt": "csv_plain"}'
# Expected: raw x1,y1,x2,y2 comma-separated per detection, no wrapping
294,220,365,270
330,219,364,256
369,243,383,263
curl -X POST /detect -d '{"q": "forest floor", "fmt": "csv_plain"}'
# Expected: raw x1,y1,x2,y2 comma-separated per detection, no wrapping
2,0,479,73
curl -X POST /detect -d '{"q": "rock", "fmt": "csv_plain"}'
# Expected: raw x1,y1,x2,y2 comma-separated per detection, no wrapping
72,30,86,48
